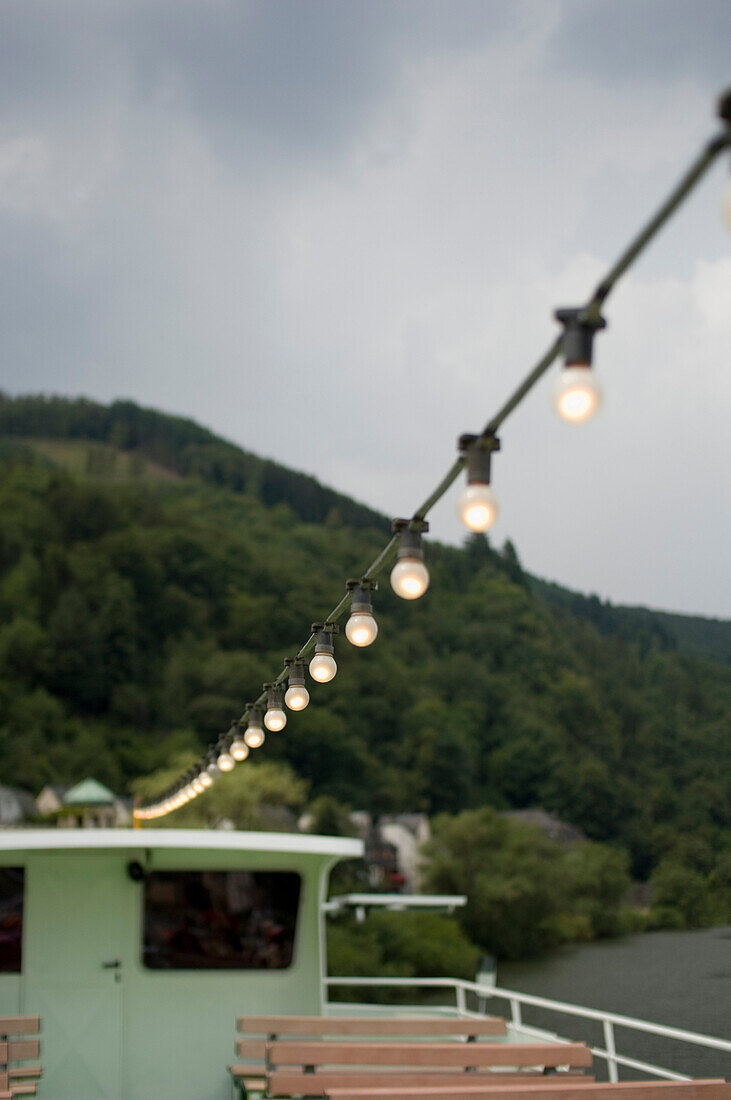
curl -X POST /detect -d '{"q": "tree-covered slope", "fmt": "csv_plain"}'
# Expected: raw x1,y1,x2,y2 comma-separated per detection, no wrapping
0,427,729,890
2,392,728,664
531,577,731,665
0,392,388,532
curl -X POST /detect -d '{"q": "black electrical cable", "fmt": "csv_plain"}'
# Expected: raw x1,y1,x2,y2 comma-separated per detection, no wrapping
139,107,731,817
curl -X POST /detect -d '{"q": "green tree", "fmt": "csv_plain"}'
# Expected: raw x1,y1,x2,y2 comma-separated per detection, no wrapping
650,859,720,928
421,807,567,959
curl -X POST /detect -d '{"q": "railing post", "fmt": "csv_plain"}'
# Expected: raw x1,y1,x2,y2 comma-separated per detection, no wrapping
510,997,522,1032
456,984,467,1016
603,1018,619,1083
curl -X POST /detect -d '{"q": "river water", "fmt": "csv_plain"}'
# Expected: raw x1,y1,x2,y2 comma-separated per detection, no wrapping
496,925,731,1081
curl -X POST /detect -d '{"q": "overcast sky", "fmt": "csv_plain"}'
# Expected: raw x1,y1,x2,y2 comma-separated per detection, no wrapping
1,0,729,617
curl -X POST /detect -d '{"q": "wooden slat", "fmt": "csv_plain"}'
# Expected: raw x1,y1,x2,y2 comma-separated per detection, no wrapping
9,1085,36,1096
5,1043,39,1063
228,1067,267,1083
268,1072,595,1092
235,1039,266,1060
237,1015,506,1036
0,1021,38,1039
322,1084,731,1100
7,1070,41,1080
268,1040,592,1069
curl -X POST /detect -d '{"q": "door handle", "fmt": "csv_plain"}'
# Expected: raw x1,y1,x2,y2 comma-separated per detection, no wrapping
101,959,121,969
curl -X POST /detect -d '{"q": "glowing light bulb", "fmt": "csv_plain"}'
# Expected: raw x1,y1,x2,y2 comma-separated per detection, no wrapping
390,522,430,600
192,777,205,793
309,625,338,682
345,612,378,646
345,582,378,646
264,707,287,731
242,706,265,748
230,737,249,761
285,683,309,711
200,772,213,789
553,365,602,423
244,726,264,748
217,751,235,772
309,652,337,682
457,483,499,532
390,558,430,600
457,434,501,534
264,684,287,731
284,659,310,710
244,724,264,749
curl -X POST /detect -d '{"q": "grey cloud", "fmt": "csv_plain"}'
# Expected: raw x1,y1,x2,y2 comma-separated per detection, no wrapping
549,0,731,85
1,0,513,167
0,0,728,616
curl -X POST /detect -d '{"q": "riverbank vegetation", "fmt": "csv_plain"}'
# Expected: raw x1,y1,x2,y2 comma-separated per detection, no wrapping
1,394,729,959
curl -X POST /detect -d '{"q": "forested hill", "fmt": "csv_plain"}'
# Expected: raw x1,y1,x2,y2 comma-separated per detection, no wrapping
531,579,731,665
0,392,388,532
0,393,729,891
1,392,727,665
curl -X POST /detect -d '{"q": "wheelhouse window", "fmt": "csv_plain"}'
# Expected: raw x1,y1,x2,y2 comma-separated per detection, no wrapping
0,867,24,973
142,871,300,970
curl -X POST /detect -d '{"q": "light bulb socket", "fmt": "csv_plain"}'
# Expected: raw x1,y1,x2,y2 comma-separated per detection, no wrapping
284,657,306,687
246,704,264,728
555,308,606,366
264,682,285,710
458,433,500,485
718,88,731,127
311,621,338,655
392,518,428,560
346,578,376,614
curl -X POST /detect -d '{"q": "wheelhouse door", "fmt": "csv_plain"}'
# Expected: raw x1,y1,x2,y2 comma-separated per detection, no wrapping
23,852,125,1100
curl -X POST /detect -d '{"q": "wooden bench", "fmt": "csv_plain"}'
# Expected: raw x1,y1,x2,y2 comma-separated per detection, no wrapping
231,1015,510,1095
323,1082,731,1100
230,1015,592,1098
0,1017,41,1099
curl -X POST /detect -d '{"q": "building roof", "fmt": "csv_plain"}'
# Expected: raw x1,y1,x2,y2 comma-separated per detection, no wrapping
0,828,364,858
63,778,118,806
38,785,67,800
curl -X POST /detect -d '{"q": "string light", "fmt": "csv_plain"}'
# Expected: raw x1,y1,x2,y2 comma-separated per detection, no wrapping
457,433,500,532
552,309,606,423
244,705,265,749
216,743,235,772
345,580,378,647
230,722,249,761
390,520,429,600
284,659,310,711
264,684,287,731
309,623,338,682
135,88,731,822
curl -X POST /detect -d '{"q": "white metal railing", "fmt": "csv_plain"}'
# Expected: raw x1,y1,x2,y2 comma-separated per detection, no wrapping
324,975,731,1084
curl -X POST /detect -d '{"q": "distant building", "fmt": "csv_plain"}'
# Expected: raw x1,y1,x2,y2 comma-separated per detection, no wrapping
347,813,431,892
35,785,67,817
0,785,37,826
38,778,130,828
378,814,431,890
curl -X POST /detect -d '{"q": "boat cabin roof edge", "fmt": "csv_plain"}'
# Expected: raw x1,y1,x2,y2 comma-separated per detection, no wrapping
0,827,364,858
